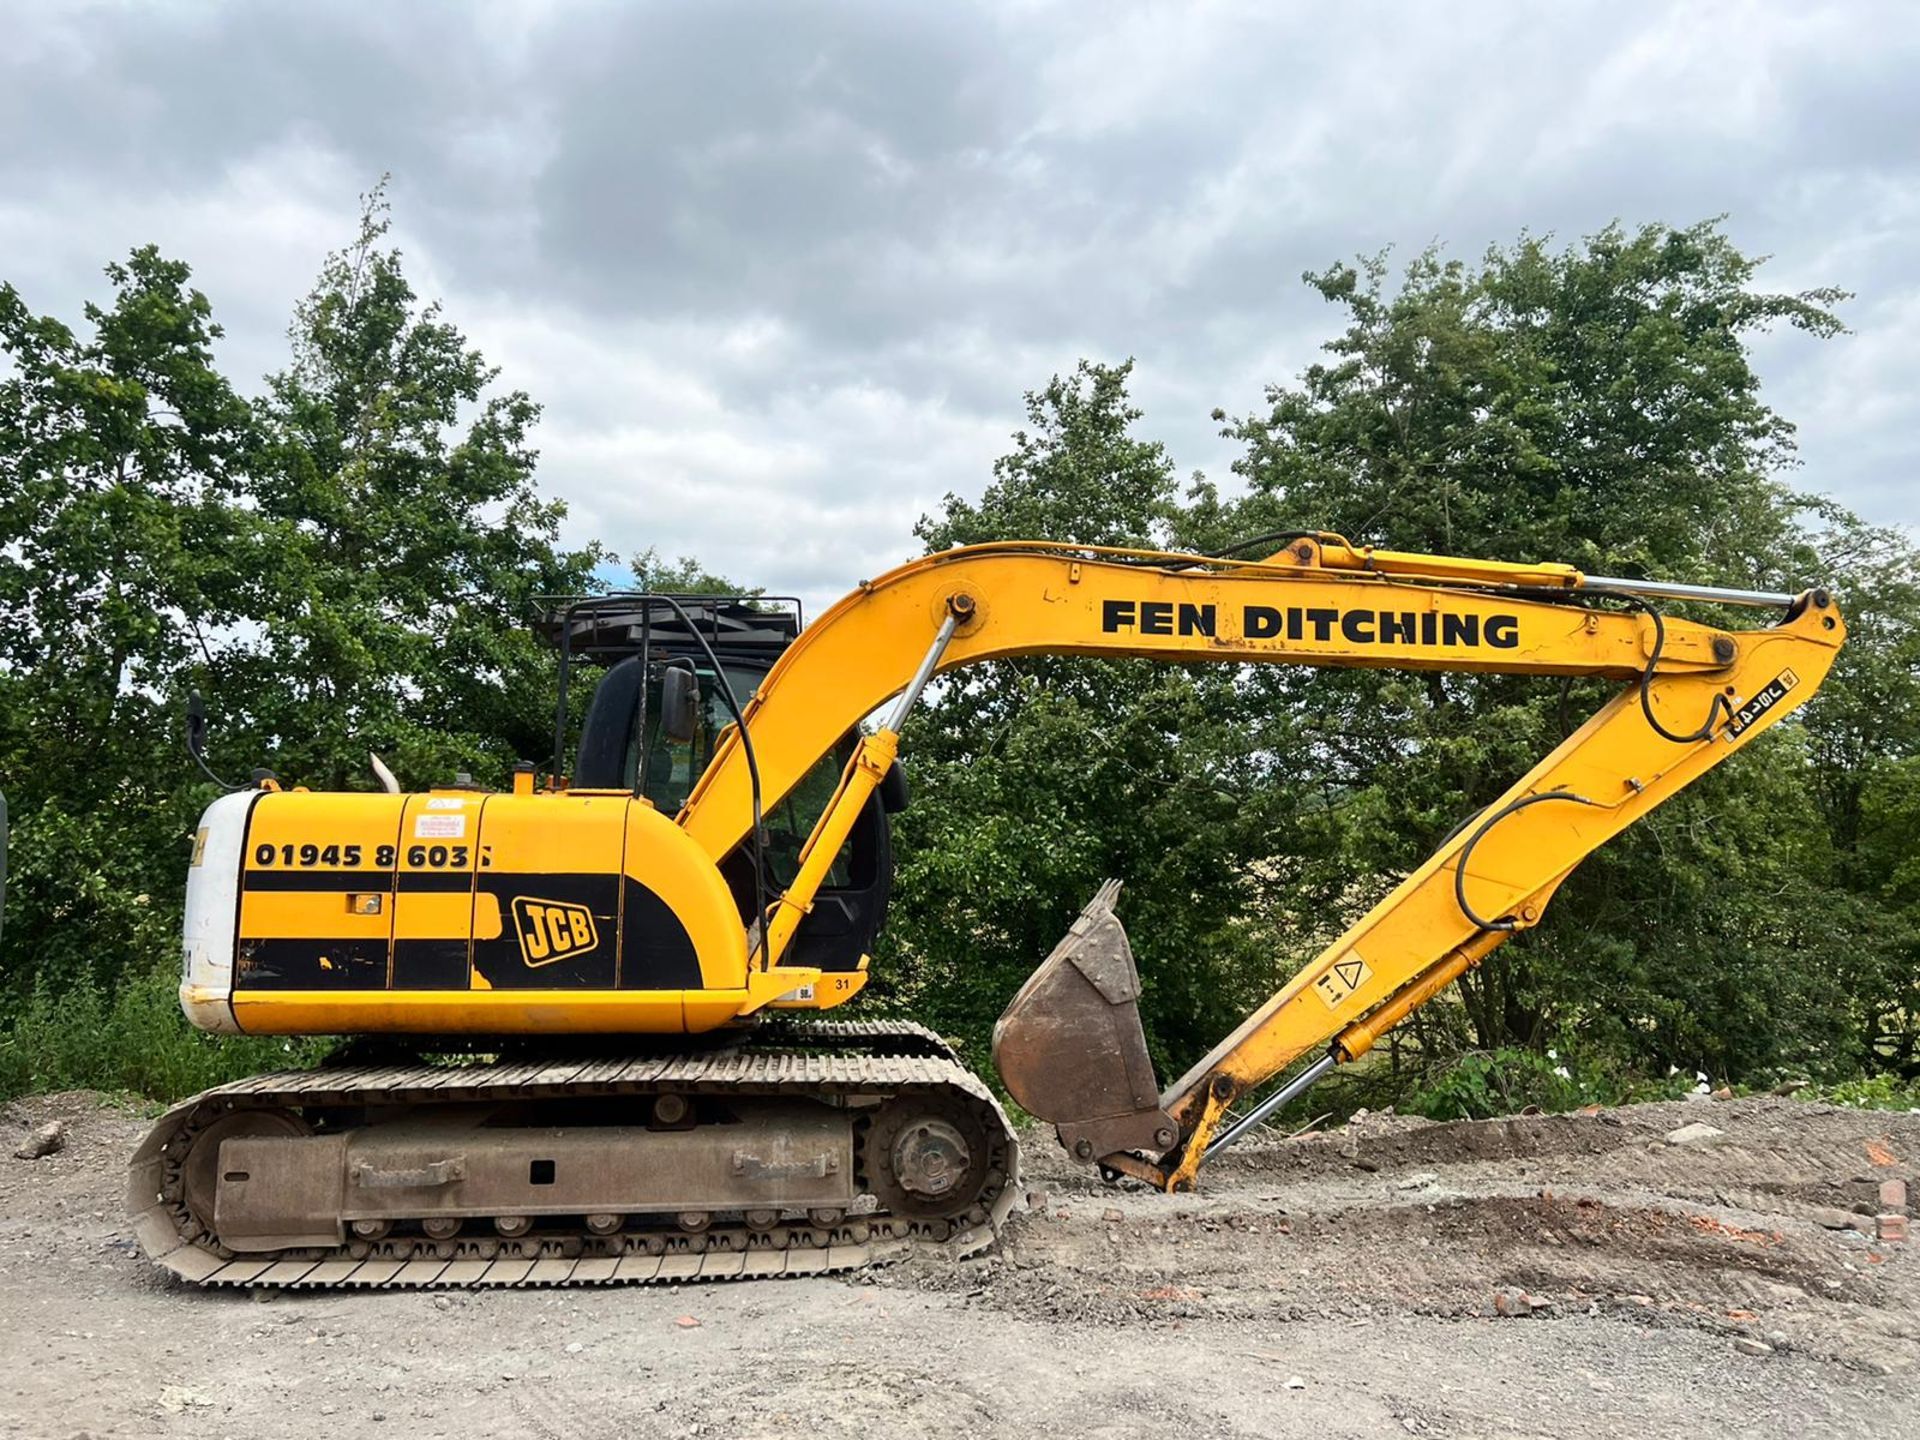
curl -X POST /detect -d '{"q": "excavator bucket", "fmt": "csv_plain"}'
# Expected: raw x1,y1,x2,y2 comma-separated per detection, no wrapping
992,881,1178,1162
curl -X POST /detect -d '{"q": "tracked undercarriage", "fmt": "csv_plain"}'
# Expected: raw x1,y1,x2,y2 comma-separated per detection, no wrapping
129,1021,1018,1289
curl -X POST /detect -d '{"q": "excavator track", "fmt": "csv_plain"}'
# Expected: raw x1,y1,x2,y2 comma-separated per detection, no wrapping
128,1020,1019,1289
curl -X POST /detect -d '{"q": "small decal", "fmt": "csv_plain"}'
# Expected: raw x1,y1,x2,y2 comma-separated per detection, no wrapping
425,796,466,810
1313,952,1373,1009
1727,668,1801,739
776,983,817,1004
190,828,208,867
414,814,467,839
511,896,599,966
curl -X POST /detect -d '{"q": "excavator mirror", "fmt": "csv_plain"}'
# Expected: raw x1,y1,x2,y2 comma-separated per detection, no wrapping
187,690,209,761
660,663,700,745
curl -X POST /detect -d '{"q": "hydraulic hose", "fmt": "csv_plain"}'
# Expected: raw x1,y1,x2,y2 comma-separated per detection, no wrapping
1453,789,1601,933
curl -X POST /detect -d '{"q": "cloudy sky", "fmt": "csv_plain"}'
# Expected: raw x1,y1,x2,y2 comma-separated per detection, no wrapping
4,1,1915,610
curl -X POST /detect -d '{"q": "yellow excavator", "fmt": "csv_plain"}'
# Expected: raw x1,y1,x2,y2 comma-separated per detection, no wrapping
130,534,1844,1287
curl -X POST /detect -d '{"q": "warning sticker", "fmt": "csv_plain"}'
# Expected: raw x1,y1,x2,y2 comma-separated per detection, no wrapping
424,796,466,810
1313,952,1373,1010
414,813,467,839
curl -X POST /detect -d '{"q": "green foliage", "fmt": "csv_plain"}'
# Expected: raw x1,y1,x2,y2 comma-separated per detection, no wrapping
629,548,762,597
1813,1073,1920,1111
0,182,602,1088
883,361,1295,1075
915,359,1181,552
1186,220,1912,1081
0,243,259,993
1403,1044,1701,1121
1403,1048,1580,1121
887,223,1920,1105
216,182,605,793
0,959,330,1103
2,209,1914,1124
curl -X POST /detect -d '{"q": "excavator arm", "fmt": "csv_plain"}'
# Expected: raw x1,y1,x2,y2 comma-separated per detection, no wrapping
678,536,1844,1192
679,536,1757,852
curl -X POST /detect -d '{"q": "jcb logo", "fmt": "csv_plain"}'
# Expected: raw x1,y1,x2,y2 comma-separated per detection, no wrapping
511,896,599,966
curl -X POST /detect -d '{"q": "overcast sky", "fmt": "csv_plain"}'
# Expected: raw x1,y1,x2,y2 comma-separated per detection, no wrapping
4,1,1915,611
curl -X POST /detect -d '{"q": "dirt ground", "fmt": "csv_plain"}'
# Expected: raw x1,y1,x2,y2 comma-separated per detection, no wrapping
0,1089,1915,1440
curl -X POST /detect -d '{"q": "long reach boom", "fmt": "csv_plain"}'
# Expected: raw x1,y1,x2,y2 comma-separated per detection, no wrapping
679,535,1842,1190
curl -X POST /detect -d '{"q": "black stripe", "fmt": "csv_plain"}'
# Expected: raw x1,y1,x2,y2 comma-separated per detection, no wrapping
244,868,477,893
620,876,702,989
395,872,476,893
244,868,394,892
235,937,388,989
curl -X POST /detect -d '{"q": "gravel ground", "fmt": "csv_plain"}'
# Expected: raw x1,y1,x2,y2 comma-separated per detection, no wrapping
1,1089,1915,1439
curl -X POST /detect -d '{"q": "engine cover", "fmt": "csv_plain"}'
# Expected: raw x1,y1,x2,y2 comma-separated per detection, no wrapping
181,787,753,1036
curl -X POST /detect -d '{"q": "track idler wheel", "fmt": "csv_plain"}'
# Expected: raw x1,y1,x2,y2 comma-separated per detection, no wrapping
991,880,1178,1162
181,1108,309,1235
867,1098,992,1219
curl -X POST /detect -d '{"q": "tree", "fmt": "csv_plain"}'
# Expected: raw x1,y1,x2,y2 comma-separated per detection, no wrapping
629,549,760,597
883,361,1296,1072
888,224,1917,1093
0,247,257,989
1193,220,1901,1079
0,186,602,1017
1855,755,1920,1072
206,182,604,792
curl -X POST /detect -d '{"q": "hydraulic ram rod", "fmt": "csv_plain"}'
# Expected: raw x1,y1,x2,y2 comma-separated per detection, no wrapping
1203,1053,1338,1160
1579,575,1798,609
761,607,963,969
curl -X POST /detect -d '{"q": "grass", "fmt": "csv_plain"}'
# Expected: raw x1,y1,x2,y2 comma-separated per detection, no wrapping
1809,1073,1920,1112
0,962,331,1104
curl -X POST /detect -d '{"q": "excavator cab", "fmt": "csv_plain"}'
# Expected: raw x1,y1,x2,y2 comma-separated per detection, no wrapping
539,594,900,974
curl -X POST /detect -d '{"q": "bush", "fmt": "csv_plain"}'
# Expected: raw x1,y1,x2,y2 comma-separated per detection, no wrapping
1404,1044,1700,1121
0,961,330,1103
1814,1073,1920,1112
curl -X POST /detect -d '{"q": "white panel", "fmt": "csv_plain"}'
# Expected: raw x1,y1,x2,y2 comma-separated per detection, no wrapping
178,790,258,1034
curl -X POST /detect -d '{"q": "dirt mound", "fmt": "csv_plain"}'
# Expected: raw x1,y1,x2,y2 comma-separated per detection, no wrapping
1211,1108,1641,1178
0,1088,1914,1438
928,1095,1920,1374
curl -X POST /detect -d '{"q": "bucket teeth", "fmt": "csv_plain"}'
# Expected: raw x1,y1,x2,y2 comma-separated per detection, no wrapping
991,882,1177,1162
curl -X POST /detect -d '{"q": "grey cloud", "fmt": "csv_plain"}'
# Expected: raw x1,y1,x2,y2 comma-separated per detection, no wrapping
1,0,1915,610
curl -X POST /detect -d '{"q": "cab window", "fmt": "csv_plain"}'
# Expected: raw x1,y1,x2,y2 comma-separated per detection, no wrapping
633,663,854,889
